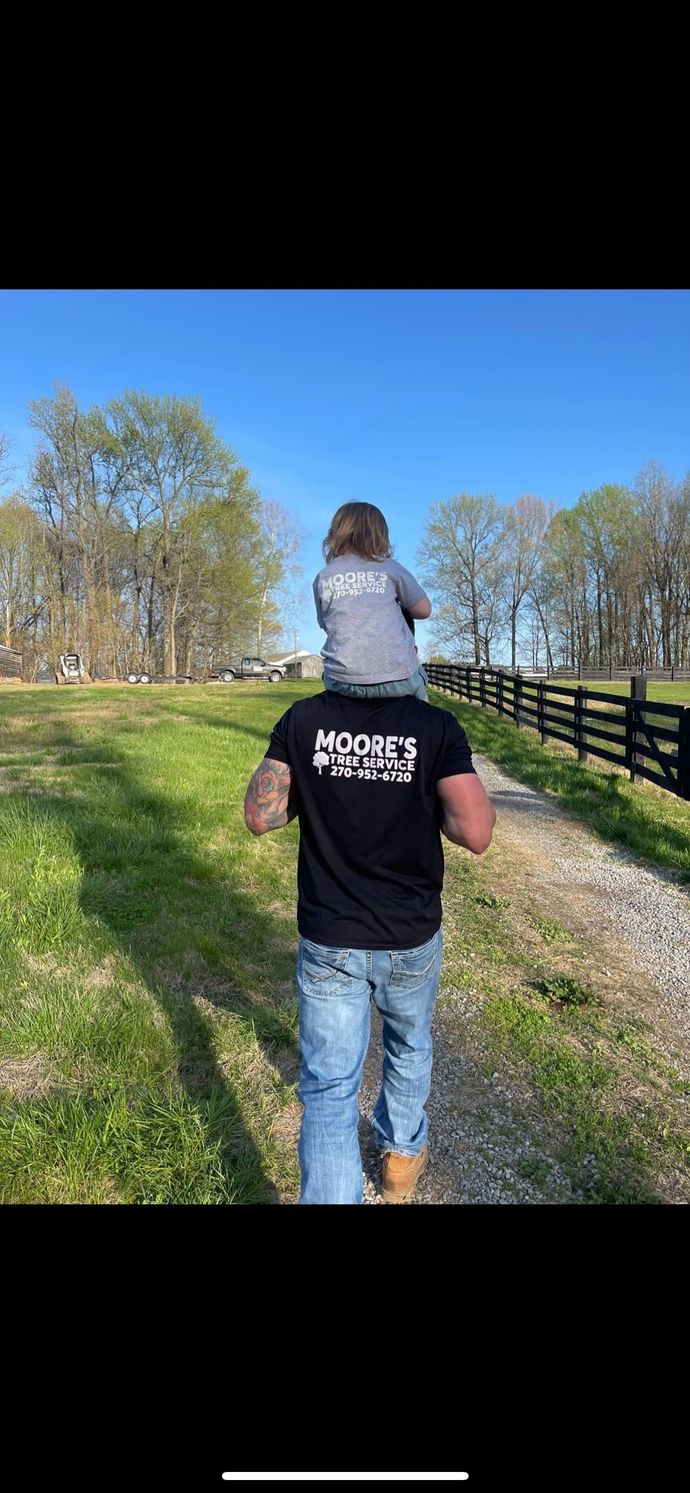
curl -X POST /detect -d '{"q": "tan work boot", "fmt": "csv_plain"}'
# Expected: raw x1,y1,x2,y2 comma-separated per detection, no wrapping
381,1143,429,1204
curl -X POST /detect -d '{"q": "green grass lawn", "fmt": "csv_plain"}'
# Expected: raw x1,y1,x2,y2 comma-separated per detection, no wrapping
429,687,690,879
2,679,688,1205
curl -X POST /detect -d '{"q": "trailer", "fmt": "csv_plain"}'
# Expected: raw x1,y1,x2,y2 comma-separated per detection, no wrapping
126,672,194,685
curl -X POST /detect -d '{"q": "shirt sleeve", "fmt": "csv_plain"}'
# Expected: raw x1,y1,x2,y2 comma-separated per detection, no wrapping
313,574,326,630
392,562,429,611
266,707,293,766
433,712,476,782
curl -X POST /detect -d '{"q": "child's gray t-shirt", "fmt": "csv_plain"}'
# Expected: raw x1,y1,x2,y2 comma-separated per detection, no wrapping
313,553,429,684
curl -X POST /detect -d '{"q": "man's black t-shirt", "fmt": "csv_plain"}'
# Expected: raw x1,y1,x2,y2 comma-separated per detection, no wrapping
266,692,475,950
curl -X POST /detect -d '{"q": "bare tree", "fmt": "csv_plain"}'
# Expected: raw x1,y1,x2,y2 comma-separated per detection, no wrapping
0,496,44,649
0,432,17,489
254,501,305,656
502,495,552,669
635,463,689,667
102,392,233,675
418,494,505,664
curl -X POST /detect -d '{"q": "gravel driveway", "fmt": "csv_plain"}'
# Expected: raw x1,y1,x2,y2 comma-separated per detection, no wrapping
359,753,690,1204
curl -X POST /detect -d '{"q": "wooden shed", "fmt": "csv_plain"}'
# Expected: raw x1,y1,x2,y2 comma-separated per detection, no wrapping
282,654,324,680
269,650,324,680
0,644,22,682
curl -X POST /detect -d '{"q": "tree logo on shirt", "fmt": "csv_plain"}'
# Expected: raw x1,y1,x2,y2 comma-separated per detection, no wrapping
313,751,330,774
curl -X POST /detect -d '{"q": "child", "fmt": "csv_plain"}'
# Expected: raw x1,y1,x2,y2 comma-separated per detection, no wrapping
313,502,432,700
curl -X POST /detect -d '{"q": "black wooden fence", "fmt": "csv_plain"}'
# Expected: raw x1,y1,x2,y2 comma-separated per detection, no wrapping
425,662,690,801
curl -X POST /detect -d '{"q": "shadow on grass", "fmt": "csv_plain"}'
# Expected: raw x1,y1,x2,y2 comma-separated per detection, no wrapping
0,720,302,1205
145,687,324,749
146,708,278,748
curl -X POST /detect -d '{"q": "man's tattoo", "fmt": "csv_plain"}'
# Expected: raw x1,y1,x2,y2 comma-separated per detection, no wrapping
244,757,296,833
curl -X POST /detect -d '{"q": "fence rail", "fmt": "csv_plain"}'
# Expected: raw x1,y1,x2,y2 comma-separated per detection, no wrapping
424,662,690,800
437,663,690,682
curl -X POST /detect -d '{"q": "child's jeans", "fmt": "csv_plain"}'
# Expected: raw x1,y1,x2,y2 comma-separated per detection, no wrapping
323,665,428,702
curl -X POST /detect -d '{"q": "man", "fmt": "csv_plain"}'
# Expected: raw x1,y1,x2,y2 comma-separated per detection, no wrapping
243,687,496,1205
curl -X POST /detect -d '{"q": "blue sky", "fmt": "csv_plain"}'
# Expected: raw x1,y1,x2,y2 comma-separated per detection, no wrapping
1,288,688,656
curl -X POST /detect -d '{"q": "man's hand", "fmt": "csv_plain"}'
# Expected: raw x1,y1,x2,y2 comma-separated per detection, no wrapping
436,772,496,854
244,757,296,835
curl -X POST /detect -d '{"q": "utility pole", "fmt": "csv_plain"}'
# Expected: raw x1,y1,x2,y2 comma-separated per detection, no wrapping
294,628,298,680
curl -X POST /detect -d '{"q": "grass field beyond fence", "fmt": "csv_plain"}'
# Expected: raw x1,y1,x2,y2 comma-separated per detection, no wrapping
574,679,690,706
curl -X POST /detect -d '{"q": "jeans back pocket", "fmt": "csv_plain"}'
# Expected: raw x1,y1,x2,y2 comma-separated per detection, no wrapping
389,934,439,989
298,939,351,997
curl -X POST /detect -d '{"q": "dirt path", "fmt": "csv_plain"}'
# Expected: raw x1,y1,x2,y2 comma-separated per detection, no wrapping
358,753,690,1204
476,756,690,1045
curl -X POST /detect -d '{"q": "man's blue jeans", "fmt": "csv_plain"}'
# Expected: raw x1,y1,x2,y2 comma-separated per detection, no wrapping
296,928,443,1204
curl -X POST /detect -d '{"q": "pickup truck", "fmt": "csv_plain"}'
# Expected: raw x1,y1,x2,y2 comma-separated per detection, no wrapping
211,656,287,683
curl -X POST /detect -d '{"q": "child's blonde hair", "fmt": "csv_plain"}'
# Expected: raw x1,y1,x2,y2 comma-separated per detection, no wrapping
322,502,392,564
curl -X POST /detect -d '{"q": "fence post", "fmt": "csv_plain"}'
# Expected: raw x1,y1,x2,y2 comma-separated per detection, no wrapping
577,658,582,680
479,668,486,708
629,674,647,783
497,670,504,718
466,667,472,702
538,680,546,744
514,673,522,728
678,709,690,800
671,665,675,682
576,686,588,763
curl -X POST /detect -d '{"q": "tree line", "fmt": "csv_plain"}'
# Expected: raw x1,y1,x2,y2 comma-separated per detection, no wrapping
0,388,303,680
3,394,687,678
419,465,690,669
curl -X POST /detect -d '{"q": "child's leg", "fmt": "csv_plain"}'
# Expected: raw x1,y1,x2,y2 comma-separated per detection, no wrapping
374,669,428,702
323,674,375,698
324,670,428,702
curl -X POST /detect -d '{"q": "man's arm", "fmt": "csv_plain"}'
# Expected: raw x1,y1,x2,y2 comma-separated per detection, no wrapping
408,596,432,619
436,772,496,854
244,757,297,836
